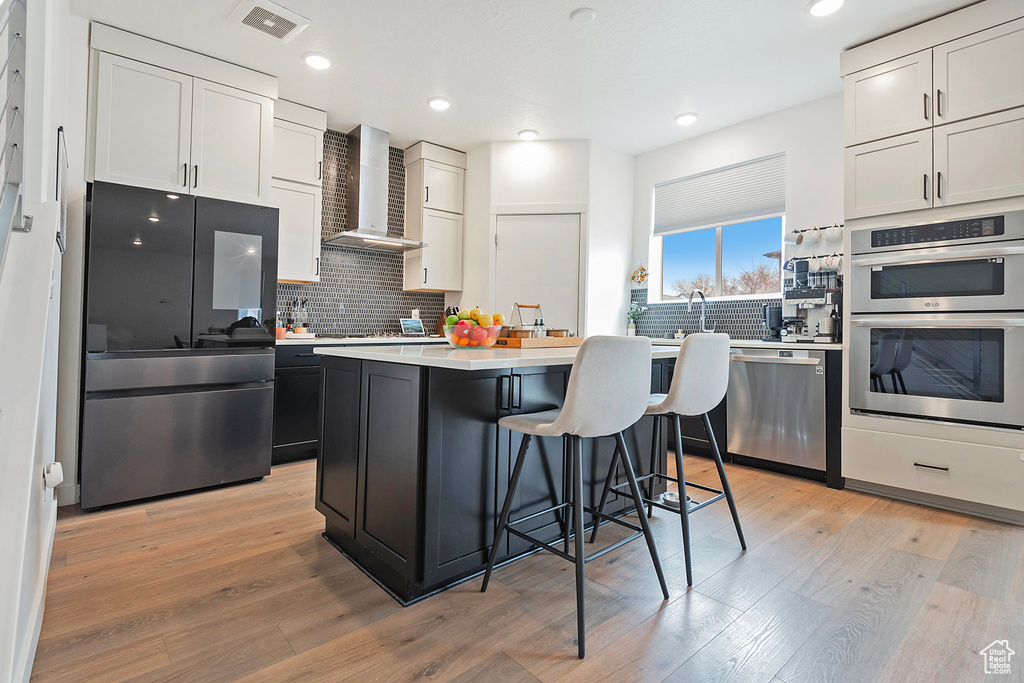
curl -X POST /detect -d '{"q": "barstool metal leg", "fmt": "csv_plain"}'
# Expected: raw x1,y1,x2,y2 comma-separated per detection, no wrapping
564,436,573,555
615,431,670,600
572,435,586,659
673,416,694,587
703,413,746,551
647,416,660,518
482,433,533,593
588,439,619,544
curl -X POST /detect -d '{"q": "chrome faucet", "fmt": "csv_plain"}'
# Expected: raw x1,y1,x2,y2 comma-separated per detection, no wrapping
688,289,715,333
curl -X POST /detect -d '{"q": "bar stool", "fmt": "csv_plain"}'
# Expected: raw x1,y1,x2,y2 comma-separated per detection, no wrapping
480,336,669,659
591,333,746,587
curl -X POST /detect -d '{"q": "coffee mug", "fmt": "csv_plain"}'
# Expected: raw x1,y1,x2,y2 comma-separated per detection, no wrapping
819,255,843,271
807,258,823,272
824,226,843,243
802,229,822,245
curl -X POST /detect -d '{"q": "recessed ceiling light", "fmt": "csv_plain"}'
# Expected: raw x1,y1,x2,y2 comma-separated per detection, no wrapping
148,216,160,222
428,97,450,111
166,194,179,200
303,52,331,70
132,238,142,246
570,7,596,24
674,112,699,126
517,129,539,141
807,0,844,17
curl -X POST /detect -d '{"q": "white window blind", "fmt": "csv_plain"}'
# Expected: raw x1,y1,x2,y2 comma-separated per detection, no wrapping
653,153,786,236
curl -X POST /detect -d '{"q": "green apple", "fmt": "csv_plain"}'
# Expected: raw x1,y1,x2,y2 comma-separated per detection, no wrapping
446,314,459,326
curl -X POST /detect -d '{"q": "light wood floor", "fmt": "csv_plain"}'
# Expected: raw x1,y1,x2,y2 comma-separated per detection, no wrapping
32,455,1024,682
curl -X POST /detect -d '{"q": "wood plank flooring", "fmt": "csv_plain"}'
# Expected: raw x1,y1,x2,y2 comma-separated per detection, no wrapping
32,455,1023,682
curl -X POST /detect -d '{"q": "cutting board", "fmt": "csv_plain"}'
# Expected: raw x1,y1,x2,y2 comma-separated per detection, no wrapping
493,337,583,349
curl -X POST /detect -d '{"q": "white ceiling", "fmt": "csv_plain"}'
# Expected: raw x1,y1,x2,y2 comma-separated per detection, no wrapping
69,0,976,154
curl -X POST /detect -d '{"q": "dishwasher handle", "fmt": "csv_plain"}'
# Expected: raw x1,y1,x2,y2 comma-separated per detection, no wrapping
730,356,820,366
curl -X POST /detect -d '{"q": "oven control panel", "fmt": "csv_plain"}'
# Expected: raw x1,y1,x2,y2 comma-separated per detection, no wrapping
870,216,1004,248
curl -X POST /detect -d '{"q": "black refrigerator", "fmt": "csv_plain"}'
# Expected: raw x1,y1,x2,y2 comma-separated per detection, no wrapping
80,182,279,509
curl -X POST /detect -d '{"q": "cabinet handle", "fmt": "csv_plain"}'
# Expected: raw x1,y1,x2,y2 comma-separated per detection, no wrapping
913,462,949,472
183,163,189,187
193,164,199,188
937,172,943,199
511,374,521,410
499,375,510,411
315,257,320,276
318,161,322,180
936,89,944,117
923,173,928,201
294,353,320,357
423,267,427,284
425,186,429,203
923,93,929,120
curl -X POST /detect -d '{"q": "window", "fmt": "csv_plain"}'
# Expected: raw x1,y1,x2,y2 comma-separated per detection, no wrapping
661,216,784,299
649,153,786,302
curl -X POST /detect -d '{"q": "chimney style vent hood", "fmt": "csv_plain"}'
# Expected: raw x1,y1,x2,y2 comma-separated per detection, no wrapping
323,125,426,253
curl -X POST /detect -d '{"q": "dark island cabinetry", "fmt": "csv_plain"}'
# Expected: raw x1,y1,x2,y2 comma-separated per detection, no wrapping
316,356,670,604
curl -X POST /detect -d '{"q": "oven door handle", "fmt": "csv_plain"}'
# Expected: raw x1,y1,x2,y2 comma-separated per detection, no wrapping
851,246,1024,268
850,316,1024,328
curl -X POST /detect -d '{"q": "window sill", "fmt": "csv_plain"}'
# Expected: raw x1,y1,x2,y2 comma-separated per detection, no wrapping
646,293,783,305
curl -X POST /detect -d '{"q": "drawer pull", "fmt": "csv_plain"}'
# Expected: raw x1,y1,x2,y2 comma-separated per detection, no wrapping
294,353,320,357
913,462,949,472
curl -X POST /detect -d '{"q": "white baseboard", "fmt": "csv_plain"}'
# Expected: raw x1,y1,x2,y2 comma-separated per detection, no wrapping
55,483,78,507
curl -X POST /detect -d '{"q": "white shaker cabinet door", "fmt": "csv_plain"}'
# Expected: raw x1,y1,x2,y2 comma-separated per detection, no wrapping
844,130,933,220
935,17,1024,124
270,179,322,282
190,79,273,205
934,107,1024,208
844,50,932,147
422,160,464,214
272,119,324,186
93,53,193,192
404,210,462,291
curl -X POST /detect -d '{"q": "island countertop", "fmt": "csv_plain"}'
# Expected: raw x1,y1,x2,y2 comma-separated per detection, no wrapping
314,342,681,370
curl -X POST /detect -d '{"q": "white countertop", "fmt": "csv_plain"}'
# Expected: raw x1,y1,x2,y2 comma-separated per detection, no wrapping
652,338,845,352
277,336,449,346
314,343,681,370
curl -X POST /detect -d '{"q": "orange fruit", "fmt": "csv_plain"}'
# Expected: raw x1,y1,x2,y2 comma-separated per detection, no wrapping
459,337,469,347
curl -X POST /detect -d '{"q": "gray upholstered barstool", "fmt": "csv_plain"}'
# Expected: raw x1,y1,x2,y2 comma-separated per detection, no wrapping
591,333,746,586
480,336,669,659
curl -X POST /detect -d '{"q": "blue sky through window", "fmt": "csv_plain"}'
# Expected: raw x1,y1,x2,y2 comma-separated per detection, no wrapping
662,216,783,298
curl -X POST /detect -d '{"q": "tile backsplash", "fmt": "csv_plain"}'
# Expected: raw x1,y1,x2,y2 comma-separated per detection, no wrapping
276,130,445,336
631,288,779,340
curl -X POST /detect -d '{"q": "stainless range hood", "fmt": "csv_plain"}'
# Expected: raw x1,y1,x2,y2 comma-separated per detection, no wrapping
323,125,426,253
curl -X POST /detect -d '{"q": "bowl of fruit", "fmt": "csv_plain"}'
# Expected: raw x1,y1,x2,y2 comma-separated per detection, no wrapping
444,308,506,349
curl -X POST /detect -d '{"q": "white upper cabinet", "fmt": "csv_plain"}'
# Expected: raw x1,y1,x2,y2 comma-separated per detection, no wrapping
404,210,463,292
422,161,465,214
844,50,932,147
272,118,324,186
190,79,273,204
845,130,933,220
934,17,1024,124
271,179,322,282
934,107,1024,207
93,53,193,192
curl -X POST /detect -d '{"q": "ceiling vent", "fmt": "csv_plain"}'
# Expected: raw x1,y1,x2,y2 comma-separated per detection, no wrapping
228,0,310,43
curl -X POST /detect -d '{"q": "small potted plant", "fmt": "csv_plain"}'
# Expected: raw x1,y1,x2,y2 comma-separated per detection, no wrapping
626,302,647,336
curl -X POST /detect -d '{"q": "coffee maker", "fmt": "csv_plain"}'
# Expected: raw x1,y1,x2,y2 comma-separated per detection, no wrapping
762,305,783,342
781,260,842,343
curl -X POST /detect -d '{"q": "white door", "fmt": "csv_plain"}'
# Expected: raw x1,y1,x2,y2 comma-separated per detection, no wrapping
190,79,273,204
93,53,192,192
494,214,580,333
422,160,465,214
935,17,1024,123
843,50,932,147
270,179,322,282
272,119,324,186
934,108,1024,207
844,130,933,220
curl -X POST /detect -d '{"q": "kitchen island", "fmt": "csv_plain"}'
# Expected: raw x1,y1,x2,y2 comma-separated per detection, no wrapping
312,343,679,604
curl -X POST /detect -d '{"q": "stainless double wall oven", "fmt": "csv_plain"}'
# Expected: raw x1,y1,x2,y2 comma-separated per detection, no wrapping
849,211,1024,430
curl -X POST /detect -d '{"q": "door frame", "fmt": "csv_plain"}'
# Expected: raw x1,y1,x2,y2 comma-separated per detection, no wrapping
490,204,589,335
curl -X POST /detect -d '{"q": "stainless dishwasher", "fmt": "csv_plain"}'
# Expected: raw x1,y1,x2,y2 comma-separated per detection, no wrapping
727,347,826,471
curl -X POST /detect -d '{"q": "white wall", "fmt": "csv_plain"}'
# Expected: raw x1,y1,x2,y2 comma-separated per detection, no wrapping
632,94,844,294
0,0,73,679
587,143,634,335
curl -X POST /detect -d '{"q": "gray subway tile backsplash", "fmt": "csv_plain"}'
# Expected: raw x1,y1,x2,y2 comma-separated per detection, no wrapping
276,131,445,336
631,289,779,340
